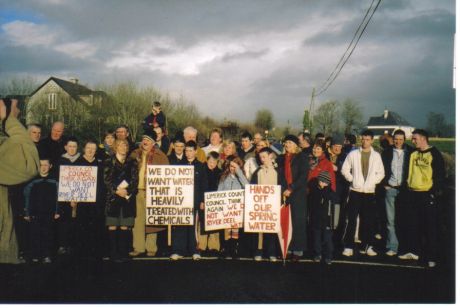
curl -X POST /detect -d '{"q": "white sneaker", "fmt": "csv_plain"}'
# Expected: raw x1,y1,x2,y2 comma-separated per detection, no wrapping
254,255,262,261
428,261,436,268
398,252,419,260
366,246,377,256
169,254,183,261
386,250,397,257
342,248,353,257
375,233,382,240
192,254,201,261
269,256,277,262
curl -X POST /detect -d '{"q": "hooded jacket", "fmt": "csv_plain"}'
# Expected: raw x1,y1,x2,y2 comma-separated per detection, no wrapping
341,147,384,193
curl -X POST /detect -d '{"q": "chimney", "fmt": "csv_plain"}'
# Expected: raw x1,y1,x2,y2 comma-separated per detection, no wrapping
70,78,79,84
383,109,389,119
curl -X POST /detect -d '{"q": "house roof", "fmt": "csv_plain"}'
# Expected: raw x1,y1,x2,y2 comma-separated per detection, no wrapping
367,128,394,137
367,111,411,126
29,76,100,101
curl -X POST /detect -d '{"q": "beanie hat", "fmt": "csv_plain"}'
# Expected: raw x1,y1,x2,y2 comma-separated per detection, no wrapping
142,130,157,143
283,134,299,146
331,134,345,145
317,171,331,185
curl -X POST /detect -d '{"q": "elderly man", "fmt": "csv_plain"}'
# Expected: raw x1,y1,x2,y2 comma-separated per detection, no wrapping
0,99,40,263
28,124,42,145
183,126,206,163
129,130,169,257
38,121,66,166
202,128,223,156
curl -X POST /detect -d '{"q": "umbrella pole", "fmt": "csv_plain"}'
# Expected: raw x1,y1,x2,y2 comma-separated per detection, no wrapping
258,233,263,250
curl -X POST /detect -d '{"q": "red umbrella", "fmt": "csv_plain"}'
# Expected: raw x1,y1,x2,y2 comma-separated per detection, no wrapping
277,199,292,265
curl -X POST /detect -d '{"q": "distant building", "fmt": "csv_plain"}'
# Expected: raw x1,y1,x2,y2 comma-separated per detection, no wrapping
26,76,106,131
366,109,414,138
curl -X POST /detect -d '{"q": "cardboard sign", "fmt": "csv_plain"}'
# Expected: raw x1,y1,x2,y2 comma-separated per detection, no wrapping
204,189,244,231
146,165,194,225
244,184,281,233
58,165,98,202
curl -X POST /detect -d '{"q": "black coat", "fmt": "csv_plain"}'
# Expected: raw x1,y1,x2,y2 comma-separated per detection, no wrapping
168,153,187,165
75,156,106,218
277,151,309,252
142,112,166,131
104,156,138,218
23,175,59,217
37,135,67,165
309,184,338,230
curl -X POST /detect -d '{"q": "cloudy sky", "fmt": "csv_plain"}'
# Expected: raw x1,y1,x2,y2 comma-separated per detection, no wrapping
0,0,455,128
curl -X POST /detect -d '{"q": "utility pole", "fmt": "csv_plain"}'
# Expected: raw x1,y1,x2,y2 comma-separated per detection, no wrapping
308,87,315,133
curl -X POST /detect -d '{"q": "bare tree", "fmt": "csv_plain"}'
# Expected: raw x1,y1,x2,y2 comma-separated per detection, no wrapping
313,100,340,135
341,98,363,134
254,108,274,131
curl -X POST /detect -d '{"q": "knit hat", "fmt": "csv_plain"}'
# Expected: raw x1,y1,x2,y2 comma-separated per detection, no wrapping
317,171,331,185
142,130,157,143
283,134,299,146
331,134,345,145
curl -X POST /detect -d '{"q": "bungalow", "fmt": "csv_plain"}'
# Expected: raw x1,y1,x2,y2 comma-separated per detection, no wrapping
366,109,414,138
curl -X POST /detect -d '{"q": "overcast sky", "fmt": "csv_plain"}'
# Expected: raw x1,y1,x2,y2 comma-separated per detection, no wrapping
0,0,455,128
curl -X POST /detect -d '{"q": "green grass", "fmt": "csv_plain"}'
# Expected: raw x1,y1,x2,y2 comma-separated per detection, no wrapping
371,138,455,154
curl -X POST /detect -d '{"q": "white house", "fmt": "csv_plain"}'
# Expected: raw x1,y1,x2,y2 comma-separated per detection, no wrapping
366,109,414,138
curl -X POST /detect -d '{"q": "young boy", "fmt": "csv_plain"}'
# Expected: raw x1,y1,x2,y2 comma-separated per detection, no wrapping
170,141,208,260
24,159,60,263
250,147,279,262
310,171,338,265
197,151,222,256
142,101,167,132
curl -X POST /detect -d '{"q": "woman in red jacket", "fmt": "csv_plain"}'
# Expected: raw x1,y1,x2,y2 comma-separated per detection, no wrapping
308,140,336,192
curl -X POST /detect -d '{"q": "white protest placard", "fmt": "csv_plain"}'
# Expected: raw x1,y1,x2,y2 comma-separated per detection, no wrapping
204,189,244,231
146,165,194,226
244,184,281,233
58,165,98,202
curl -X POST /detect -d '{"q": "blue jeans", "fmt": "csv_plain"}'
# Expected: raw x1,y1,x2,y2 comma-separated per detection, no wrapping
384,187,399,252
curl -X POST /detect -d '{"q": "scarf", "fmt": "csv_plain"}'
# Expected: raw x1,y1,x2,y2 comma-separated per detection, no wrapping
284,153,293,187
62,152,80,163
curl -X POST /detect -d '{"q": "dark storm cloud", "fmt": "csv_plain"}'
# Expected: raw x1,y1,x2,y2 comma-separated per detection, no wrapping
0,0,454,129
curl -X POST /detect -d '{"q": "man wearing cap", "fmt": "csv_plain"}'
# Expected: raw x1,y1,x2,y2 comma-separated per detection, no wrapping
402,129,445,268
129,130,169,257
328,134,349,247
341,129,384,257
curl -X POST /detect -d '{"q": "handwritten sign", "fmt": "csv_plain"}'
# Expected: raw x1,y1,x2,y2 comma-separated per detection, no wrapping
244,184,281,233
204,189,244,231
146,165,194,225
58,165,97,202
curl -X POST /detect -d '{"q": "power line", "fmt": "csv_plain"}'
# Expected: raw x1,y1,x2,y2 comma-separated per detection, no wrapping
314,0,382,97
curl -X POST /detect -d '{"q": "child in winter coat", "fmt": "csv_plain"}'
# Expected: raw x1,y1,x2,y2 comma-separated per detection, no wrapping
250,147,280,262
24,159,60,263
310,171,338,265
218,155,248,259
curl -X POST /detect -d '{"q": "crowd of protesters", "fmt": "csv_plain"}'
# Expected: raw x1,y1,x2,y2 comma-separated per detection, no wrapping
0,99,446,268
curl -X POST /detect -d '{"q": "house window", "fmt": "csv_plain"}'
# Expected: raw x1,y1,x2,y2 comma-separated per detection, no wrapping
48,93,57,110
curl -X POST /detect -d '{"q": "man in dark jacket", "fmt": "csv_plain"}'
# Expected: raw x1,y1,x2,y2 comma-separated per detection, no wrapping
402,129,445,268
38,121,67,170
381,129,413,257
170,140,208,260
